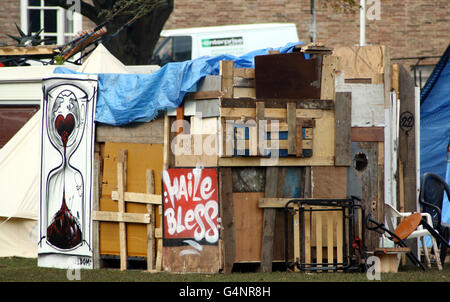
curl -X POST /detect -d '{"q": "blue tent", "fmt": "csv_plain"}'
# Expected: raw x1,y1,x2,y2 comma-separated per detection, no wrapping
420,43,450,224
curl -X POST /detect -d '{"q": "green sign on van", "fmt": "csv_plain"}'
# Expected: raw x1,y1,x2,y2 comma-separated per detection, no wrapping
201,37,243,48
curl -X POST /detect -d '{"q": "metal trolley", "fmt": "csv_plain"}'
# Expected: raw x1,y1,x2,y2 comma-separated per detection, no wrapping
284,197,365,272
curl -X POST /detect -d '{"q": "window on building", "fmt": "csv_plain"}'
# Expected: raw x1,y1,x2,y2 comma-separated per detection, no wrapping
20,0,82,45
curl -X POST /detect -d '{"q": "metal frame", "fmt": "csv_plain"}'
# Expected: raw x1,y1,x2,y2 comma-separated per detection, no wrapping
284,197,365,272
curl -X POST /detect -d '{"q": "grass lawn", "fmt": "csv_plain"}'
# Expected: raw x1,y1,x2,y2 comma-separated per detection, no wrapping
1,257,450,282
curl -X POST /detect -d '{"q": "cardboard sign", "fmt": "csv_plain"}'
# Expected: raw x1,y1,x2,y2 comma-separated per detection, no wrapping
162,168,219,245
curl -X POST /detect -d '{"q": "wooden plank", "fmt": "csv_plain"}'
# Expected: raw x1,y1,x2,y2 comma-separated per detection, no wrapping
248,120,258,156
174,134,219,167
92,211,150,224
233,68,255,78
287,102,297,155
96,118,164,144
256,101,265,156
351,127,385,142
293,204,300,268
234,87,256,98
220,168,235,273
260,167,278,272
220,107,325,119
235,120,246,156
185,90,222,100
92,151,102,269
335,211,343,265
398,64,417,218
111,191,161,204
224,118,235,157
176,106,184,135
304,206,311,267
233,77,255,88
315,211,323,270
117,149,127,271
334,92,352,166
391,64,400,99
0,45,57,56
219,156,335,167
220,60,234,98
374,247,410,254
163,113,170,169
296,124,303,157
327,210,334,269
220,98,334,110
232,138,312,151
321,55,339,100
156,238,163,271
146,169,156,272
259,197,298,208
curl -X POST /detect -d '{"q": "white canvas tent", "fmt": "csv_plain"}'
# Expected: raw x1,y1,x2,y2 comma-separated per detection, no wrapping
0,43,159,258
0,110,40,257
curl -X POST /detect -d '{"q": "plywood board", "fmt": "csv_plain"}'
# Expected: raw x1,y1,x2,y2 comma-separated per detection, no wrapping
334,92,352,166
333,46,386,84
255,52,322,99
335,73,385,127
162,245,220,273
100,142,163,257
311,166,348,199
233,192,264,262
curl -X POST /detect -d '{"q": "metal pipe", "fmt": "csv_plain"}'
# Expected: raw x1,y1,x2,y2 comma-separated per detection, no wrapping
360,0,366,46
310,0,317,43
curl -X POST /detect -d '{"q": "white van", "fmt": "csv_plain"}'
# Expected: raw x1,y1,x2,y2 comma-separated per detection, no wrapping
152,23,299,65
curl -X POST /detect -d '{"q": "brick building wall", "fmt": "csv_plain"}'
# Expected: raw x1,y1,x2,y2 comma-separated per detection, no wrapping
164,0,450,63
0,0,21,45
1,1,448,64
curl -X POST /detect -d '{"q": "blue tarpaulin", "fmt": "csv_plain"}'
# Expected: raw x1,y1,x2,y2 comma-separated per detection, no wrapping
54,41,303,126
420,44,450,225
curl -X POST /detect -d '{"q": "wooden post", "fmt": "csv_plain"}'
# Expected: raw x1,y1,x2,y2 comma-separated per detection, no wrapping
118,149,128,271
146,169,155,272
163,112,170,170
220,60,234,98
220,167,235,274
335,92,352,166
287,102,297,155
92,150,102,269
256,101,265,156
260,167,278,272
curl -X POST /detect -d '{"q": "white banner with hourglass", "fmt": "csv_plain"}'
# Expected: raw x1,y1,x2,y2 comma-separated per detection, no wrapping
38,74,97,269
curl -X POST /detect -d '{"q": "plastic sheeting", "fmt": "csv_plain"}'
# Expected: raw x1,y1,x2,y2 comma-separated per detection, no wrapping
54,42,303,126
420,45,450,180
420,44,450,226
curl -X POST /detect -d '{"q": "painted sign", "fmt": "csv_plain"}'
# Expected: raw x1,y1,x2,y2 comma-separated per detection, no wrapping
39,74,97,265
162,168,219,246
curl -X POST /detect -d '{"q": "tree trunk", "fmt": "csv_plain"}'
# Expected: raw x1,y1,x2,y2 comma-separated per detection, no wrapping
102,3,173,65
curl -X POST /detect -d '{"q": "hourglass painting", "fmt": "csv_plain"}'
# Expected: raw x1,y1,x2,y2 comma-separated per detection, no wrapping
39,75,97,258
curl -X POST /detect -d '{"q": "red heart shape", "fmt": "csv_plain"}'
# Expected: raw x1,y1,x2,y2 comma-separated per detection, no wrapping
55,114,75,147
